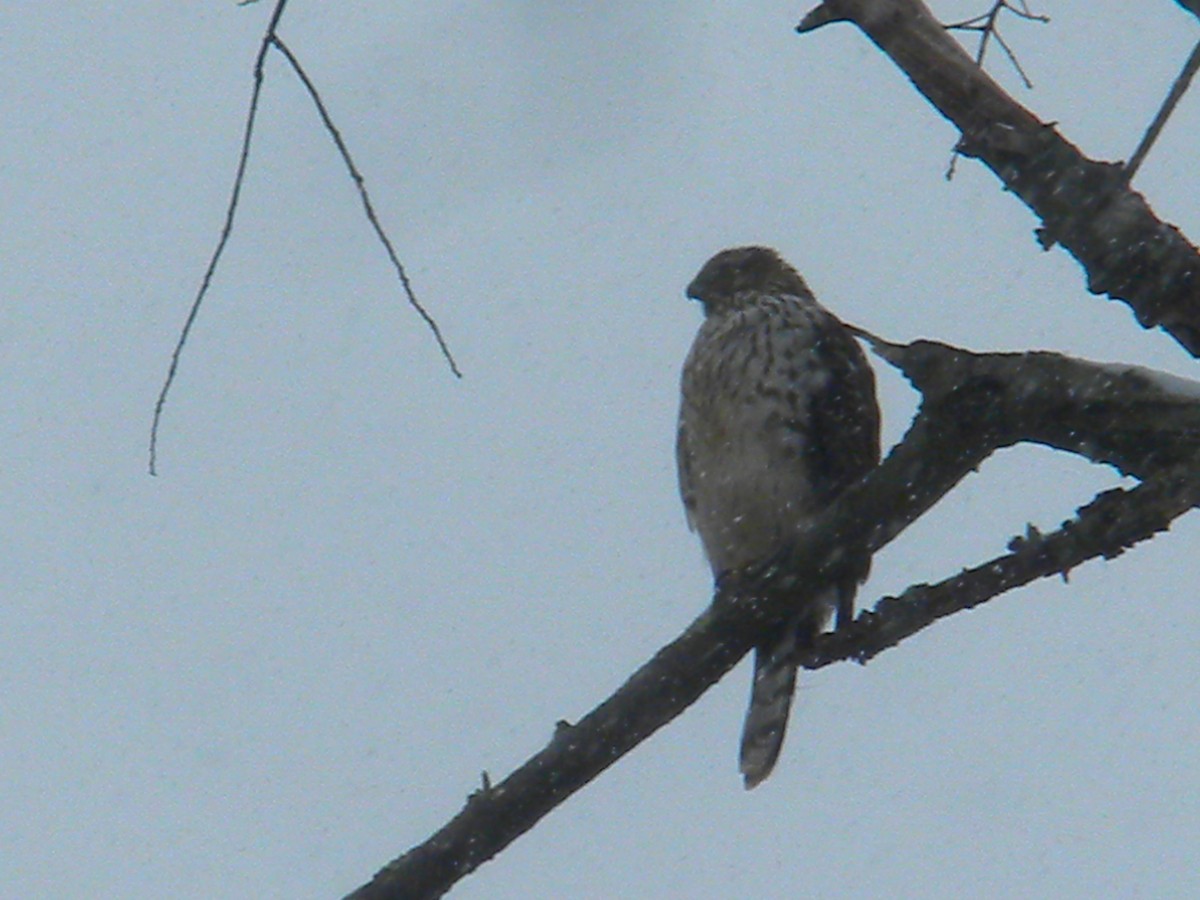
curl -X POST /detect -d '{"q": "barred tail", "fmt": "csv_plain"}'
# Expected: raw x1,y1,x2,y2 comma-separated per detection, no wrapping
739,629,800,789
739,583,853,789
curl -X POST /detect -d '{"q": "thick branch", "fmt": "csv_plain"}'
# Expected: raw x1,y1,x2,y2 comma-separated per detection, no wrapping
859,332,1200,479
347,340,1200,899
798,0,1200,356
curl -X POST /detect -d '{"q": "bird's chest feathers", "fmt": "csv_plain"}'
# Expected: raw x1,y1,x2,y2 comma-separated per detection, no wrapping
680,303,832,567
682,304,828,463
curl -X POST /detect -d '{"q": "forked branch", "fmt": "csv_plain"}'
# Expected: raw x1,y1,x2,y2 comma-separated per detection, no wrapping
944,1,1048,89
149,0,459,475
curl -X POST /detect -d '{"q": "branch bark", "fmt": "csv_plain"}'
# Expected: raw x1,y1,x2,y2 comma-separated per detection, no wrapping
346,338,1200,900
798,0,1200,357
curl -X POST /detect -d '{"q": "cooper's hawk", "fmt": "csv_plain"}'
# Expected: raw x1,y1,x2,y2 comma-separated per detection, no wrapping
676,246,880,788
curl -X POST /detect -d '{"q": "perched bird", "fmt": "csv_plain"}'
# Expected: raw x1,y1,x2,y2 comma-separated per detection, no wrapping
676,246,880,788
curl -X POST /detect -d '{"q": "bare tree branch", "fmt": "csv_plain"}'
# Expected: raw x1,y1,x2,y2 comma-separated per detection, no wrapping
269,36,462,379
1125,38,1200,182
149,0,290,476
149,2,460,476
346,336,1200,899
854,331,1200,479
944,1,1048,89
798,0,1200,357
809,468,1199,666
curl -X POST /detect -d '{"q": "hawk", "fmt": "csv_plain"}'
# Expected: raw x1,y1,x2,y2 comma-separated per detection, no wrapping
676,246,880,788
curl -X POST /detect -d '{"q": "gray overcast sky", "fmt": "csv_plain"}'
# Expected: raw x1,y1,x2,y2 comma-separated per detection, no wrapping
4,3,1199,898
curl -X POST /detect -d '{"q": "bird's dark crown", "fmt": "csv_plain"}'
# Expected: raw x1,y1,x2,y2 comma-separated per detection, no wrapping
686,246,810,315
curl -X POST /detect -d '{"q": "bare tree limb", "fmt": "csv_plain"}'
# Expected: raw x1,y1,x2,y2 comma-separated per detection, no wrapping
855,331,1200,479
149,0,290,476
1125,38,1200,183
809,468,1200,666
149,2,460,476
345,337,1200,899
944,1,1048,89
798,0,1200,357
269,37,462,379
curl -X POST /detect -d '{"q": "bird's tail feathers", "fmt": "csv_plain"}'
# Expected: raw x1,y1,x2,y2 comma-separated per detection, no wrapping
739,629,800,789
739,584,850,789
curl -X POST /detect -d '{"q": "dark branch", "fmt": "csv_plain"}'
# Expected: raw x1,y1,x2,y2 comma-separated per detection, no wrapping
854,330,1200,479
150,3,460,476
346,337,1200,899
269,37,462,379
944,1,1048,89
808,469,1200,666
797,0,1200,357
148,0,289,475
1125,38,1200,182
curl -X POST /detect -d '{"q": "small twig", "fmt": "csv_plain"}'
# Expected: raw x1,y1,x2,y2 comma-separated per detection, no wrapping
944,0,1047,83
988,26,1035,90
269,36,462,379
942,1,1046,177
149,0,289,476
1125,38,1200,182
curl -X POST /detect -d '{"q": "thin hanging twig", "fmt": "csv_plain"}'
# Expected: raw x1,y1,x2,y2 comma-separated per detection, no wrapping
269,35,462,379
150,1,461,475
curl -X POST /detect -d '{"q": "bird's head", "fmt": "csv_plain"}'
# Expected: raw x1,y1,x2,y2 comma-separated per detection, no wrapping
686,246,810,316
